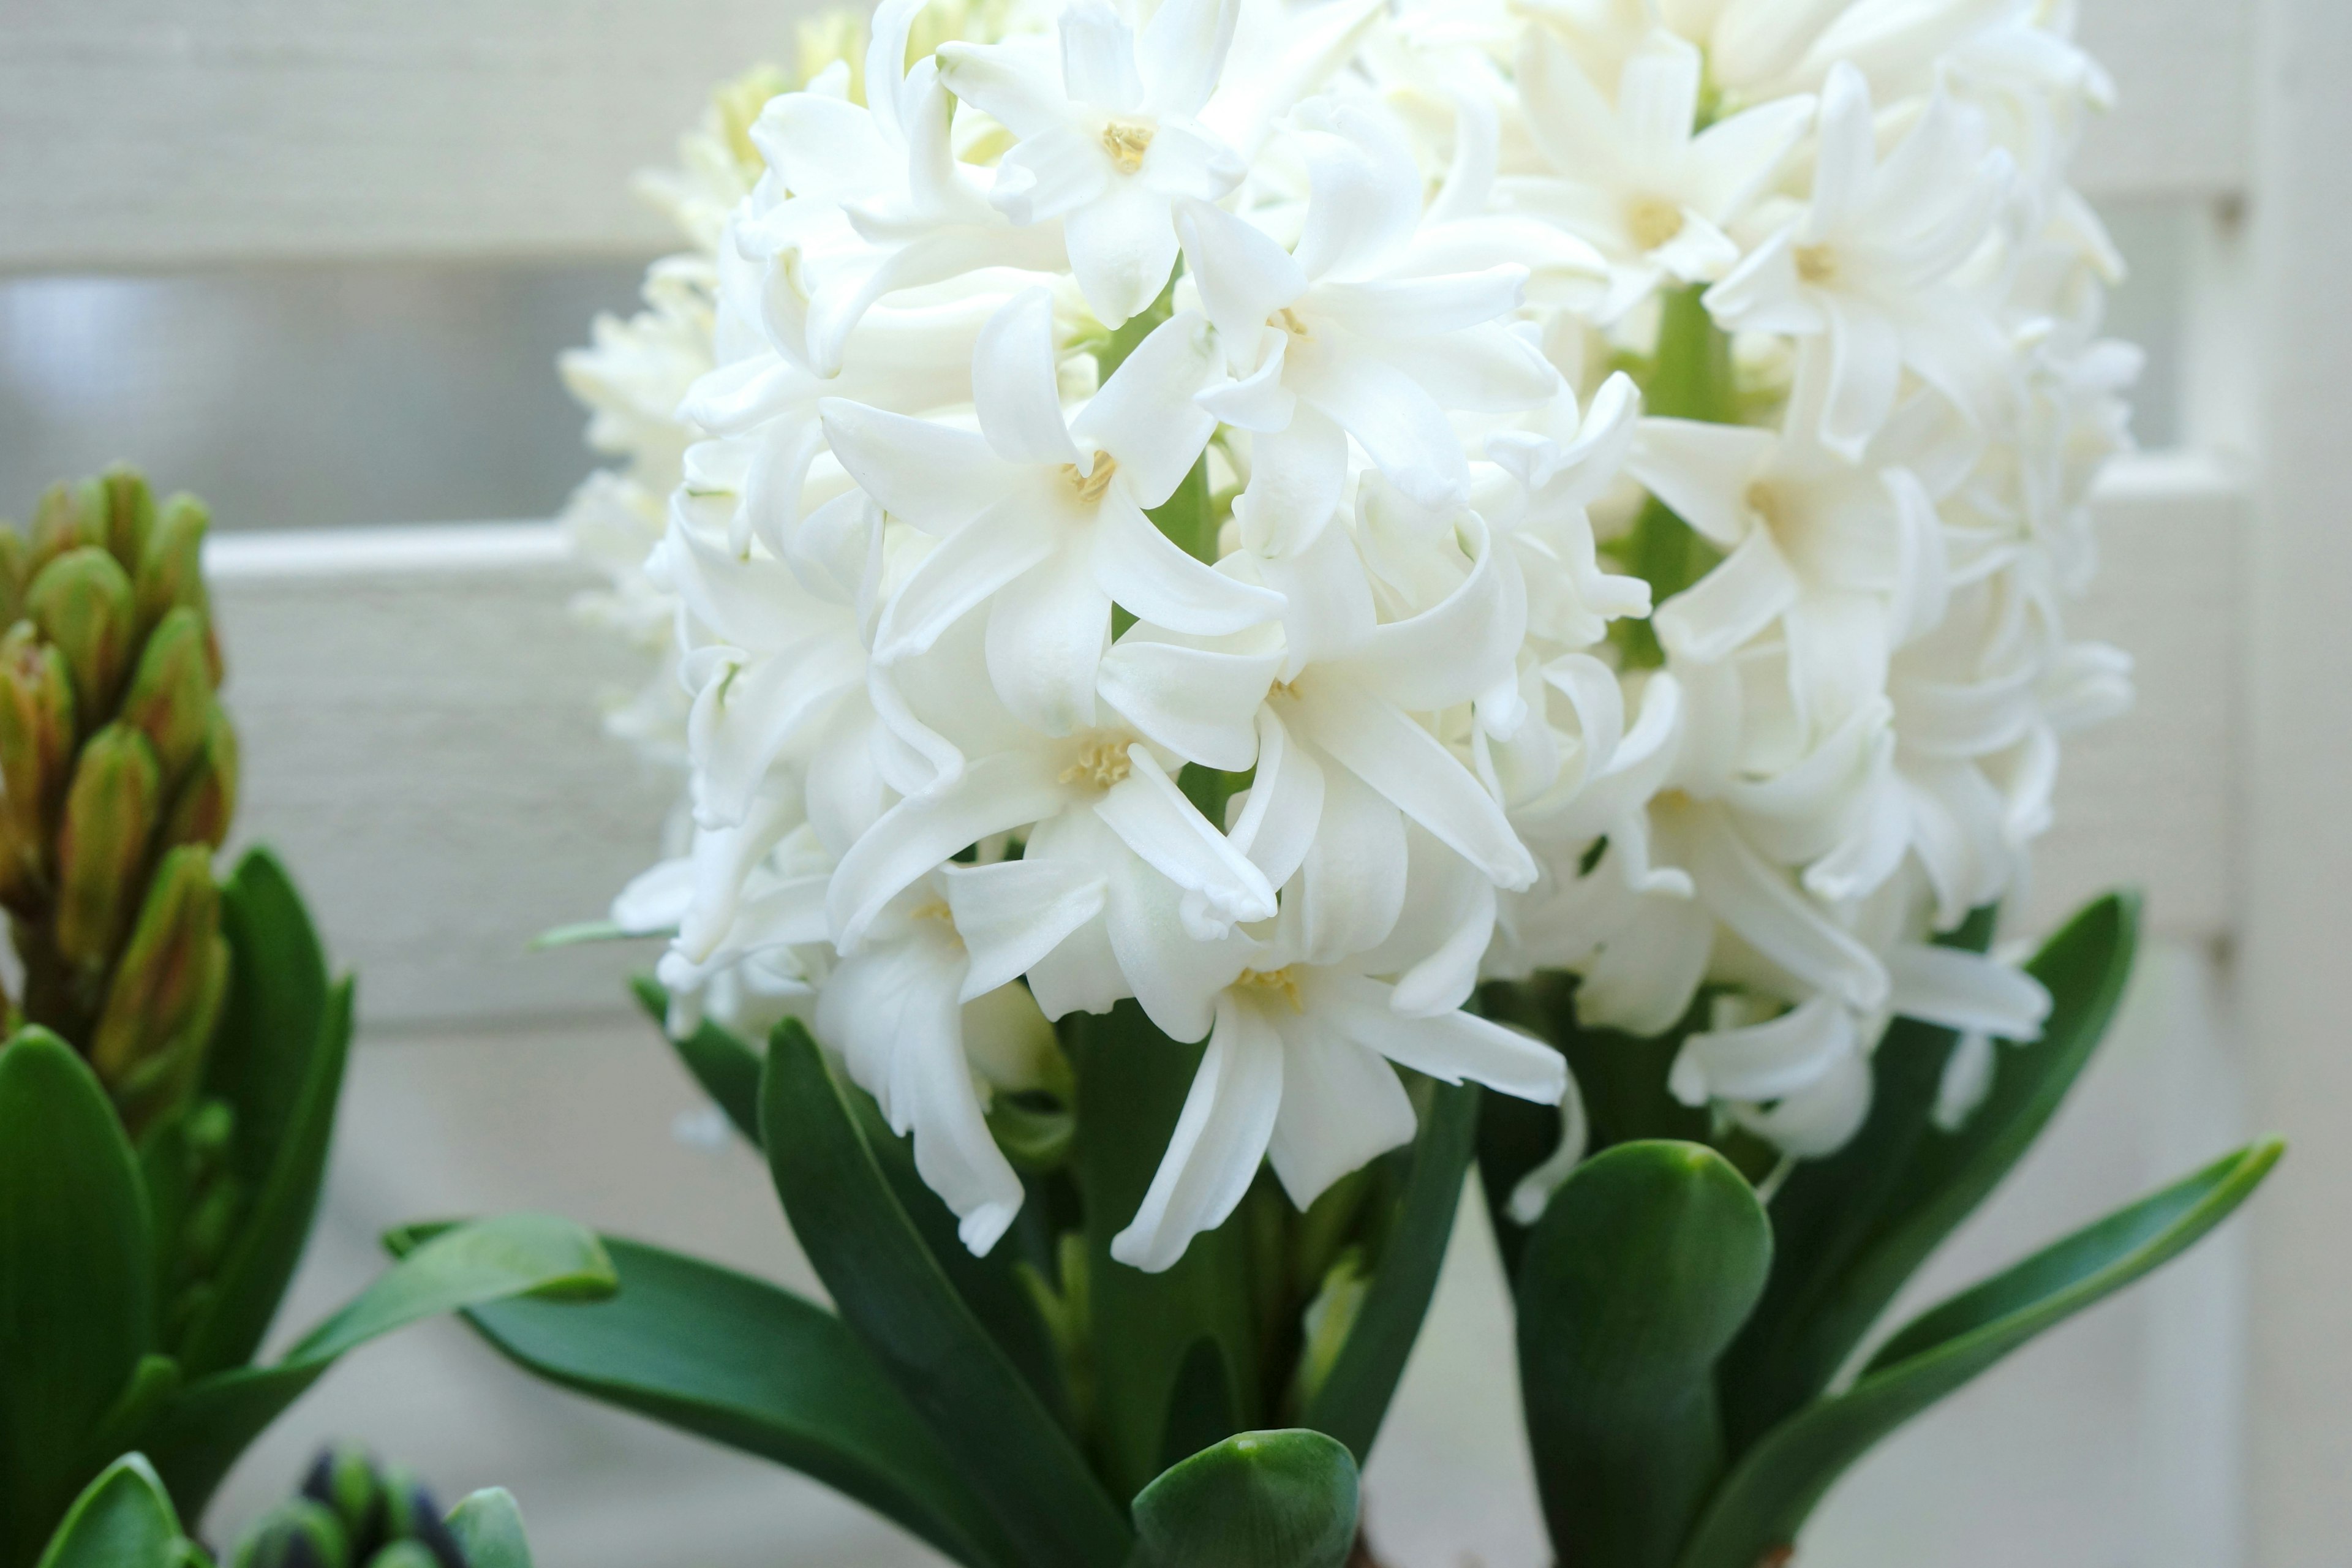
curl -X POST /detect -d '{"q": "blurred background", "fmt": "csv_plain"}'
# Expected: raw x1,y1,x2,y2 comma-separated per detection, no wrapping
3,1,2344,1564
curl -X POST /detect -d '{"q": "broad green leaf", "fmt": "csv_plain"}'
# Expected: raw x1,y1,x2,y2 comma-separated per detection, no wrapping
1720,894,2133,1449
1063,1003,1265,1502
33,1456,182,1568
444,1489,532,1568
178,851,350,1379
1130,1430,1359,1568
761,1022,1131,1568
1156,1338,1243,1480
1474,978,1708,1280
0,1032,155,1568
429,1232,1023,1568
141,1213,616,1520
630,979,1067,1421
1302,1082,1479,1461
1517,1142,1771,1568
631,977,762,1147
1680,1140,2282,1568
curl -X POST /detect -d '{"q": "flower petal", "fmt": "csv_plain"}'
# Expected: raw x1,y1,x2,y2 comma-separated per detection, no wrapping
1111,992,1284,1272
944,856,1111,1000
1311,970,1566,1103
1265,1011,1418,1208
1092,489,1285,636
974,288,1084,466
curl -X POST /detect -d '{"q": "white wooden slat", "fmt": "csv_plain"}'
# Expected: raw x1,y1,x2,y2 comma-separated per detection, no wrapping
0,0,2242,274
207,451,2247,1035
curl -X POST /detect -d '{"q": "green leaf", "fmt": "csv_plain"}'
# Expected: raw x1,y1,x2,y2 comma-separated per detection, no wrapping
1679,1139,2282,1568
630,977,763,1147
178,850,351,1379
1302,1082,1479,1461
761,1021,1129,1568
443,1489,532,1568
1156,1338,1242,1480
0,1031,155,1568
1719,894,2133,1449
424,1231,1023,1568
1517,1142,1772,1568
33,1456,183,1568
1129,1430,1359,1568
141,1213,616,1521
1063,1003,1268,1502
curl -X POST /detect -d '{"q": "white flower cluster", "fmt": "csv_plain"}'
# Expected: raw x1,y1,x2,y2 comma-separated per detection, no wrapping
575,0,2135,1270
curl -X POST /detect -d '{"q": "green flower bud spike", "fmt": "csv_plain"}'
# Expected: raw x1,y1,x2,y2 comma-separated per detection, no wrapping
0,467,237,1134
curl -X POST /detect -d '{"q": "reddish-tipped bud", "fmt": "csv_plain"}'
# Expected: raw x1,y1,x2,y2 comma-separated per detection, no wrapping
26,546,138,724
53,723,162,976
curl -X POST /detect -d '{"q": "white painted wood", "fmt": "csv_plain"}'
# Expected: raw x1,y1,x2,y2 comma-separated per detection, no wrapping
206,453,2245,1032
0,0,2248,274
2239,0,2352,1558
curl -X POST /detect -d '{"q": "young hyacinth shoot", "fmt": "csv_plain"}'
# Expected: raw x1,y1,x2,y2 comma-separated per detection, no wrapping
568,0,2135,1272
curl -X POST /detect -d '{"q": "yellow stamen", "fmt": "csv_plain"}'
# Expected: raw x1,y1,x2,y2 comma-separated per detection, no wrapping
1272,306,1311,338
1237,966,1305,1012
1062,451,1118,505
1059,735,1134,790
910,897,955,924
1102,119,1155,173
1795,243,1839,285
1743,480,1786,533
1626,195,1686,252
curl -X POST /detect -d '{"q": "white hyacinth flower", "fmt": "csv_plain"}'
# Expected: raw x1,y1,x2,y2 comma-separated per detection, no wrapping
564,0,2137,1266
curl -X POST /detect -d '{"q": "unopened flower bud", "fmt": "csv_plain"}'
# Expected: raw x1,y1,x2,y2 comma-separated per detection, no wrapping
29,480,102,575
89,844,228,1123
118,606,215,783
97,466,156,571
53,724,162,974
26,545,138,722
161,706,239,851
0,624,75,913
0,530,28,628
230,1500,350,1568
136,494,216,666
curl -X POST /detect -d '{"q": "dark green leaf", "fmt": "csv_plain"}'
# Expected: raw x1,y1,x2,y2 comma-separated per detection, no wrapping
0,1031,155,1568
631,977,763,1147
33,1456,183,1568
426,1231,1022,1568
1680,1139,2282,1568
178,850,349,1378
761,1022,1130,1568
1720,894,2133,1449
1063,1003,1265,1502
142,1213,616,1521
1517,1142,1771,1568
1156,1338,1242,1479
443,1490,532,1568
1129,1430,1359,1568
1302,1082,1478,1461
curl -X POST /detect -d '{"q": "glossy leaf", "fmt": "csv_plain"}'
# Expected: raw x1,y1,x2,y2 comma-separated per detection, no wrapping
1063,1003,1264,1502
631,977,762,1147
1129,1429,1359,1568
1720,895,2133,1449
33,1456,182,1568
1302,1082,1479,1461
430,1231,1022,1568
178,850,350,1378
761,1021,1130,1568
142,1213,616,1519
0,1032,154,1568
443,1489,532,1568
1680,1140,2282,1568
1517,1142,1771,1568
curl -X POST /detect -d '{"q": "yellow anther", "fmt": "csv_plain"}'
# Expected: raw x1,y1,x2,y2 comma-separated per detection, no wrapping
1626,195,1686,252
1272,307,1311,338
910,897,955,924
1795,243,1839,285
1059,736,1134,790
1237,966,1305,1012
1743,480,1786,533
1102,120,1155,172
1061,452,1118,504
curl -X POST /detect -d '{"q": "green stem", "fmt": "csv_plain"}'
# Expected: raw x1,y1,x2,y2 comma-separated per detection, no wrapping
1611,285,1735,668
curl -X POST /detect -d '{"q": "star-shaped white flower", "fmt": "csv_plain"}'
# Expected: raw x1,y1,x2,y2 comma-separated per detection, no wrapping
940,0,1250,325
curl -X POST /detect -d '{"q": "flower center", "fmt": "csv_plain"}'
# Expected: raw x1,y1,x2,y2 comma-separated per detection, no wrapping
1101,119,1155,173
911,897,954,924
1626,195,1686,252
1743,480,1788,535
1236,966,1305,1011
1271,306,1311,339
1059,733,1134,790
1795,243,1839,285
1061,451,1118,505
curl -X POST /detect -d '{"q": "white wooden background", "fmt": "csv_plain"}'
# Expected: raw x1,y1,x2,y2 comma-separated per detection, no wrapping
6,0,2343,1564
